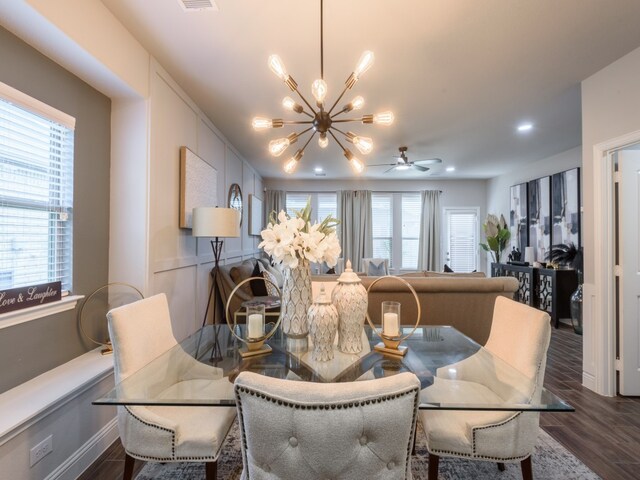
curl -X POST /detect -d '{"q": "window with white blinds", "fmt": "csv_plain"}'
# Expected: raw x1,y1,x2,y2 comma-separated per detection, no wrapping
445,208,478,273
371,193,392,263
0,85,75,291
401,193,421,269
285,192,337,224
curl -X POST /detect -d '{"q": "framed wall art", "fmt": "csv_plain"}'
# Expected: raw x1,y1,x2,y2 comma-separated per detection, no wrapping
249,194,263,236
551,167,580,247
528,176,551,263
509,182,528,256
179,146,217,229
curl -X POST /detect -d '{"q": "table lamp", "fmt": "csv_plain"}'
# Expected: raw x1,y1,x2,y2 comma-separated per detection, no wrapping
192,207,240,361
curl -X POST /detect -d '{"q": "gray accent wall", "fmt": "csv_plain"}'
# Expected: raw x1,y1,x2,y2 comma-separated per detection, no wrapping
0,26,111,393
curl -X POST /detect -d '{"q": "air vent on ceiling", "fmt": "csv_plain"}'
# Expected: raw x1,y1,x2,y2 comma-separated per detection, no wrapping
178,0,218,12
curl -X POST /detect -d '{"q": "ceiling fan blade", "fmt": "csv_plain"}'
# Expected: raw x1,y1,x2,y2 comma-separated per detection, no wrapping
414,158,443,165
383,166,397,173
412,164,430,172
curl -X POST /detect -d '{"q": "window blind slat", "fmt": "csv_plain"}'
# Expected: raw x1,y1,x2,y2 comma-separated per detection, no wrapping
0,93,74,291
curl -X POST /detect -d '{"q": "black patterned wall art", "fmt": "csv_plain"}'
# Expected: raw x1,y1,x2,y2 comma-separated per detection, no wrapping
551,167,580,247
528,176,551,263
509,182,528,256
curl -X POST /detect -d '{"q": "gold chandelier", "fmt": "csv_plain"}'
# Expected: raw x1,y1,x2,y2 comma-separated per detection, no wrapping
252,0,394,174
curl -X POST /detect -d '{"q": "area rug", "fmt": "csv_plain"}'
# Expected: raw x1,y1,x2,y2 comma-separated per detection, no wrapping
136,420,600,480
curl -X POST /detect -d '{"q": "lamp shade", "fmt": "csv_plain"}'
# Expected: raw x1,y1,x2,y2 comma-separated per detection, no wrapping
192,207,240,238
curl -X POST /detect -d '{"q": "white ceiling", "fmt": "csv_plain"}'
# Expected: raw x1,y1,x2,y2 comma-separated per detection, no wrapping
101,0,640,180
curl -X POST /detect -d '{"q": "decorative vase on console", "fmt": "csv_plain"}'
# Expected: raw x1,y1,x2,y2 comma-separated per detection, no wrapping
308,285,339,361
332,260,368,353
259,198,340,338
547,242,583,335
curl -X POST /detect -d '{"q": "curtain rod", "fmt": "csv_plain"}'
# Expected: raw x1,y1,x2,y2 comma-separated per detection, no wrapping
272,190,443,194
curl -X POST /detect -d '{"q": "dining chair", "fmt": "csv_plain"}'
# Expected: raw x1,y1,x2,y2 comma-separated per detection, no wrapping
107,293,236,480
361,258,390,276
234,371,421,480
420,296,551,480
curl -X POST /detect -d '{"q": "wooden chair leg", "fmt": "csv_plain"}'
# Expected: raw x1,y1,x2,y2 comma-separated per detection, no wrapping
497,462,506,471
521,456,533,480
123,453,135,480
428,453,439,480
205,460,218,480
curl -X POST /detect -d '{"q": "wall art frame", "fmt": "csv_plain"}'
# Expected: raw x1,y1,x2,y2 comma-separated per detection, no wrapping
509,182,528,256
179,146,217,229
551,167,581,247
528,176,551,263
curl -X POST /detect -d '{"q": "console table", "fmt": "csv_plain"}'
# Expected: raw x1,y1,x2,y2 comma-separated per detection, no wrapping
491,263,578,328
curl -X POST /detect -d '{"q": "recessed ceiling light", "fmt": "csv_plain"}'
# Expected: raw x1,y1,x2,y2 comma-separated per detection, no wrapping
446,166,455,172
517,123,533,132
314,167,323,173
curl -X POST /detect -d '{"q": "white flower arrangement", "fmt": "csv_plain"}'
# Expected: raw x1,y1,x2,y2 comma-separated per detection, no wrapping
259,199,341,269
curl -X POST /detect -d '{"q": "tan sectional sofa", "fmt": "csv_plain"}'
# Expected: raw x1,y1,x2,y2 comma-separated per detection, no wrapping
312,274,518,345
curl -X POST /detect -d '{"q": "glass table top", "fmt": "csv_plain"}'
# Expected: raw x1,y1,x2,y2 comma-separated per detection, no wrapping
94,325,573,412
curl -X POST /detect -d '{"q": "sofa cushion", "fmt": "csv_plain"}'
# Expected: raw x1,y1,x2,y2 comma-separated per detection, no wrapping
250,262,269,296
230,263,254,296
258,262,280,296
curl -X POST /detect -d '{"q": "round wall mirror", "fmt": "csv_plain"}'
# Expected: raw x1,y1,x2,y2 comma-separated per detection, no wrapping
228,183,243,227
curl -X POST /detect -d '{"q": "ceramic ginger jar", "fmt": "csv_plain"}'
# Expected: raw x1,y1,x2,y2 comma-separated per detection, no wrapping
332,260,368,353
308,285,339,361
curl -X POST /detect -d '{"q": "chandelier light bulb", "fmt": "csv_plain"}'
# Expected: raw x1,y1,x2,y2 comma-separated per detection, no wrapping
283,157,298,174
269,137,290,157
354,51,375,79
353,135,373,155
282,96,298,111
268,55,288,81
351,96,365,110
311,79,328,104
373,111,395,126
318,133,329,148
252,116,273,130
349,156,365,173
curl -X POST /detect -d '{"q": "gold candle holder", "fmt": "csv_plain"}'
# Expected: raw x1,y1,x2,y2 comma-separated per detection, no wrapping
365,276,421,356
225,276,283,358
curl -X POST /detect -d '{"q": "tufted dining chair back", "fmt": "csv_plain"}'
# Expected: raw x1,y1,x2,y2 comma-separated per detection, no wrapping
234,371,420,480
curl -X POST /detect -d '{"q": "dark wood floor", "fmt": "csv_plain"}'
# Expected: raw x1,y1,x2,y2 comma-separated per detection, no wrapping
80,325,640,480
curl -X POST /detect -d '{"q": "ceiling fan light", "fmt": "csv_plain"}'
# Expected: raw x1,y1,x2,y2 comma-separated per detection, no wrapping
396,165,410,171
373,111,394,126
311,79,328,104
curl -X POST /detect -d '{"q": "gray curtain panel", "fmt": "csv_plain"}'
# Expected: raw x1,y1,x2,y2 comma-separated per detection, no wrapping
338,190,372,272
263,189,285,226
418,190,442,271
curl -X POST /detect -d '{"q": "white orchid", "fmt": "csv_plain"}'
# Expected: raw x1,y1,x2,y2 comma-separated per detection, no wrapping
260,198,341,268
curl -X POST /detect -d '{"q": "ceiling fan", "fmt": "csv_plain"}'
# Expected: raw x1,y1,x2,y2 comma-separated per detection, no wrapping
368,147,442,173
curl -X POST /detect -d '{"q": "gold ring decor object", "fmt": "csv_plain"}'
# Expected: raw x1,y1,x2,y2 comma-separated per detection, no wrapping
78,282,144,355
364,275,421,356
225,276,283,358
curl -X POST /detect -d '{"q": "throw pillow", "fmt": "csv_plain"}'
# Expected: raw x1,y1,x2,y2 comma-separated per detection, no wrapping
367,260,387,276
229,263,254,296
443,264,454,273
258,262,280,297
326,267,336,274
250,262,268,296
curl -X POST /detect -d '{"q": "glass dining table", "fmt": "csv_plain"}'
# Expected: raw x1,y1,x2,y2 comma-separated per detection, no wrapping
94,324,573,413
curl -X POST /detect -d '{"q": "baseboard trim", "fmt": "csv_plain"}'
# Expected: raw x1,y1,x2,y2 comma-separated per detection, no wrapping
582,371,596,392
45,416,118,480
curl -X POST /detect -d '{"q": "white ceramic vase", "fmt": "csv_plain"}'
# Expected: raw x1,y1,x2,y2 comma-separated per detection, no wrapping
332,260,368,353
281,258,312,338
308,285,339,361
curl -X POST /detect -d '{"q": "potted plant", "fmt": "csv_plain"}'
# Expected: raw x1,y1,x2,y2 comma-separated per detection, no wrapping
547,243,583,334
479,214,511,264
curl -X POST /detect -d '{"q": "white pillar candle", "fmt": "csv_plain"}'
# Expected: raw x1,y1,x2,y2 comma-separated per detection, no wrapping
383,312,400,337
247,313,264,339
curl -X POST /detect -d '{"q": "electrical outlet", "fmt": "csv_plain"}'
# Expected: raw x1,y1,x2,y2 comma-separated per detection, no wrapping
30,435,52,467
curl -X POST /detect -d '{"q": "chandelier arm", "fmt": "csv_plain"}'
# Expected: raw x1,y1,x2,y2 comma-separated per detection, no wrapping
298,126,314,136
330,106,349,119
300,110,314,119
327,84,351,115
301,130,317,153
294,89,317,115
328,129,348,152
282,120,314,125
331,118,363,123
329,126,349,137
320,0,324,80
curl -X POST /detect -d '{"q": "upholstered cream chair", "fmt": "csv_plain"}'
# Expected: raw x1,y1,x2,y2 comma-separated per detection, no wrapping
107,293,236,480
420,296,551,480
362,258,390,276
234,371,421,480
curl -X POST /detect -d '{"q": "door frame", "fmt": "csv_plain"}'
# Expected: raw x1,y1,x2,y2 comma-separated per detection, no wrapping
591,129,640,396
